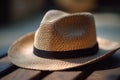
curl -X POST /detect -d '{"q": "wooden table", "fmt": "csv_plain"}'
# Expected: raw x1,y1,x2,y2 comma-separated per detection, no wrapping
0,13,120,80
0,50,120,80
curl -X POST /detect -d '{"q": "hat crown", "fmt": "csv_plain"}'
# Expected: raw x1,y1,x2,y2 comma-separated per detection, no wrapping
34,10,97,51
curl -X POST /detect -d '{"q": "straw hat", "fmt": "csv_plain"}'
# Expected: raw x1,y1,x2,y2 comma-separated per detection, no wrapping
8,10,120,71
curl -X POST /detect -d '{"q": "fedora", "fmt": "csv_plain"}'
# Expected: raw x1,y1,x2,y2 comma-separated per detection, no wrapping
8,10,120,70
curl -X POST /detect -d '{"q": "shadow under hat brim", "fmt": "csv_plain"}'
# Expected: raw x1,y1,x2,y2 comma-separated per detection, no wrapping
8,32,120,71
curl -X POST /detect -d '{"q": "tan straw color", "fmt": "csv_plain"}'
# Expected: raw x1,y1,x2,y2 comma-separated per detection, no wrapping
8,10,120,71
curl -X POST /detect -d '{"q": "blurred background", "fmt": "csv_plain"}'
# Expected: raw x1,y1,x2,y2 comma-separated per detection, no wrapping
0,0,120,57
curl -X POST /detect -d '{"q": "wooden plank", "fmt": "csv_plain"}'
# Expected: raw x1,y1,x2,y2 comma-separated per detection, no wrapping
44,71,81,80
30,71,53,80
0,57,18,78
73,69,94,80
1,69,40,80
87,68,120,80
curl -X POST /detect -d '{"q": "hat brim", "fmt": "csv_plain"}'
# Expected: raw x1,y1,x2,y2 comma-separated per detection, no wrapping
8,32,120,71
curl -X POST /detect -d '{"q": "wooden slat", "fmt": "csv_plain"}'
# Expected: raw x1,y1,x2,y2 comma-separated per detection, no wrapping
0,57,18,78
30,71,53,80
44,71,81,80
1,69,40,80
73,69,94,80
87,68,120,80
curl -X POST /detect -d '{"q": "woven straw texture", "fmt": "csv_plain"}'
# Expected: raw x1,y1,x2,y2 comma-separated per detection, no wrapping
8,10,120,70
8,32,119,70
34,10,96,51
